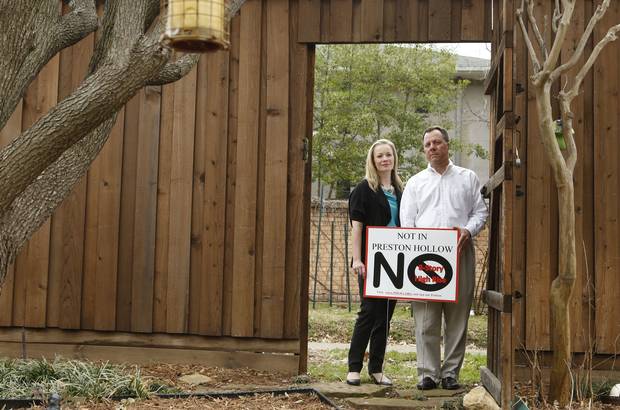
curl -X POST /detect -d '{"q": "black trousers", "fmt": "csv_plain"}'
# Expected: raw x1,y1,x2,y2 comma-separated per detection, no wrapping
347,275,397,374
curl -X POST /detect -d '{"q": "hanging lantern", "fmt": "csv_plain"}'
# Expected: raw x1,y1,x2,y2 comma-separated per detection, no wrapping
161,0,229,53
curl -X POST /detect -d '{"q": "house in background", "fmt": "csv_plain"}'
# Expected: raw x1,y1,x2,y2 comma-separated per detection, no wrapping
449,55,491,184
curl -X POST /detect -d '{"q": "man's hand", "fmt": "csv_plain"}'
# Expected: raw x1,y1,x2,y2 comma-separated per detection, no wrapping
352,260,366,278
454,227,471,254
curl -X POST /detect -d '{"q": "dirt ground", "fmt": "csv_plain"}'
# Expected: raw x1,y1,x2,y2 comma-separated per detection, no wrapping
32,364,337,410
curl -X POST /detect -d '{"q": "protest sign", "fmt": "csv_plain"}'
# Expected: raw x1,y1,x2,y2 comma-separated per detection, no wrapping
364,227,459,302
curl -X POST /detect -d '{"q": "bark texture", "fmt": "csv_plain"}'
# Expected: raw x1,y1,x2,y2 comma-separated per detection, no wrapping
0,0,200,290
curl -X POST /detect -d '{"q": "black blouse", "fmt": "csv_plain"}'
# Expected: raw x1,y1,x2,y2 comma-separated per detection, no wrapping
348,179,402,263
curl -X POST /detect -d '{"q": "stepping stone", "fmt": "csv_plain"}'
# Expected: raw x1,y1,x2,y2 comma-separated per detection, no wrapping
397,387,465,399
311,382,390,398
347,396,447,409
178,373,212,386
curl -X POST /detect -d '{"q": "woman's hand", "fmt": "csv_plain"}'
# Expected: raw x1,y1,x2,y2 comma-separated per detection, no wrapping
352,260,366,278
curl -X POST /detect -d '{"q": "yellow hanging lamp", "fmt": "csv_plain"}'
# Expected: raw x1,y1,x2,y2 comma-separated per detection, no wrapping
161,0,229,53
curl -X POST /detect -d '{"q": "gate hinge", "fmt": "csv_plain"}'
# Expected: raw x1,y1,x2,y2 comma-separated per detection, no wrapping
482,290,512,313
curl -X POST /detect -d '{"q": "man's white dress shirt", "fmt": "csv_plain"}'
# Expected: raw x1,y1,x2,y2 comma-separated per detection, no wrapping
400,161,488,235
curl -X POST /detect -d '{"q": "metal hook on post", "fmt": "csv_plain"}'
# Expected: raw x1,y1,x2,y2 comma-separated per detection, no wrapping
514,121,522,168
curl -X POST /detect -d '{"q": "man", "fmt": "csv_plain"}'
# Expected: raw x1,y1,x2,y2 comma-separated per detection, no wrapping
400,126,488,390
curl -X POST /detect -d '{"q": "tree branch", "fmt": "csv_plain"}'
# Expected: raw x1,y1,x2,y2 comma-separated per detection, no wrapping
517,0,542,75
0,2,98,131
562,23,620,104
550,0,612,83
559,99,577,173
0,39,169,214
544,0,576,74
54,0,98,51
147,54,200,85
145,0,161,31
552,0,562,33
227,0,248,21
526,0,549,61
0,117,116,259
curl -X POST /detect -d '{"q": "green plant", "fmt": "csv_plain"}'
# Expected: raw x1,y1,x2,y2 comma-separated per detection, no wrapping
0,358,150,401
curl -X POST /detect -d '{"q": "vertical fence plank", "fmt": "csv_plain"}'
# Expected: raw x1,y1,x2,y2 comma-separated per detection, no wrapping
15,55,60,328
231,0,262,337
165,67,197,334
577,0,596,354
382,0,397,42
450,0,462,42
461,0,485,41
594,1,620,354
130,86,161,333
199,50,230,336
93,112,124,331
428,0,451,41
284,0,309,339
116,94,140,332
410,0,428,41
153,84,175,333
46,38,73,330
83,110,125,331
352,0,362,41
0,102,22,327
484,0,492,41
253,1,268,336
189,63,207,334
49,32,93,330
298,0,321,42
223,15,241,336
320,0,331,42
329,0,353,42
260,0,289,339
82,135,101,330
394,0,410,41
360,0,383,41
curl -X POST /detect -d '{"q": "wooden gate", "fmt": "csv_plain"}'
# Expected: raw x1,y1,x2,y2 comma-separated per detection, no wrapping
0,0,494,376
480,0,514,408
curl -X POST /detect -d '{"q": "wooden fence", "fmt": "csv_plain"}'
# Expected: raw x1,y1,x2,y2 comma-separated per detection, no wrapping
23,1,620,380
506,0,620,375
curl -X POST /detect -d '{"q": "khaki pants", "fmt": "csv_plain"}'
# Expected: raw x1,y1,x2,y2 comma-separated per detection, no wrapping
411,243,475,382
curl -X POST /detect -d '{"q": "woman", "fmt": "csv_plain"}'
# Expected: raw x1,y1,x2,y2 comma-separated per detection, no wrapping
346,139,403,386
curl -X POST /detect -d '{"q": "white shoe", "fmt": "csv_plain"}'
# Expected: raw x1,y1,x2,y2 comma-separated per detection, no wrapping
370,373,392,386
346,372,361,386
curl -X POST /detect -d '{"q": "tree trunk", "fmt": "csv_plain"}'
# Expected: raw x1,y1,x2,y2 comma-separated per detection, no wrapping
534,85,577,406
549,181,577,404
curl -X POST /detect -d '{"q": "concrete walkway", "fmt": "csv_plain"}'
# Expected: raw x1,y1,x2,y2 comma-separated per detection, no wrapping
311,381,468,409
308,341,486,355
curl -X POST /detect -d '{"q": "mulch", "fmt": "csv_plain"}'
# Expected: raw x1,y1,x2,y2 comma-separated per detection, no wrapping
31,364,337,410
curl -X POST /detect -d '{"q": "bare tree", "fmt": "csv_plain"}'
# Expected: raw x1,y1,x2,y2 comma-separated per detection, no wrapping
516,0,620,405
0,1,242,292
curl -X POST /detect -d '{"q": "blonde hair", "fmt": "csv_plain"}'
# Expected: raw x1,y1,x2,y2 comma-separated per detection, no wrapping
364,139,404,192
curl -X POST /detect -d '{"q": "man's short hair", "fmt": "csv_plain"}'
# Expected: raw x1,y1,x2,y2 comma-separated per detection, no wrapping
423,126,450,143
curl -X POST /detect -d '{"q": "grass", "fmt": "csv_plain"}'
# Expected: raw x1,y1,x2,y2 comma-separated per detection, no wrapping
309,302,488,349
308,348,486,389
0,358,159,401
308,302,488,387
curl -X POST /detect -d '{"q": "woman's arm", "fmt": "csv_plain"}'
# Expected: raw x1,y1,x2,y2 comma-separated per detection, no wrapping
351,220,365,277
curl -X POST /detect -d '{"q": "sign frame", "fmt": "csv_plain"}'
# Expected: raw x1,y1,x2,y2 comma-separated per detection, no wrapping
363,226,460,303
